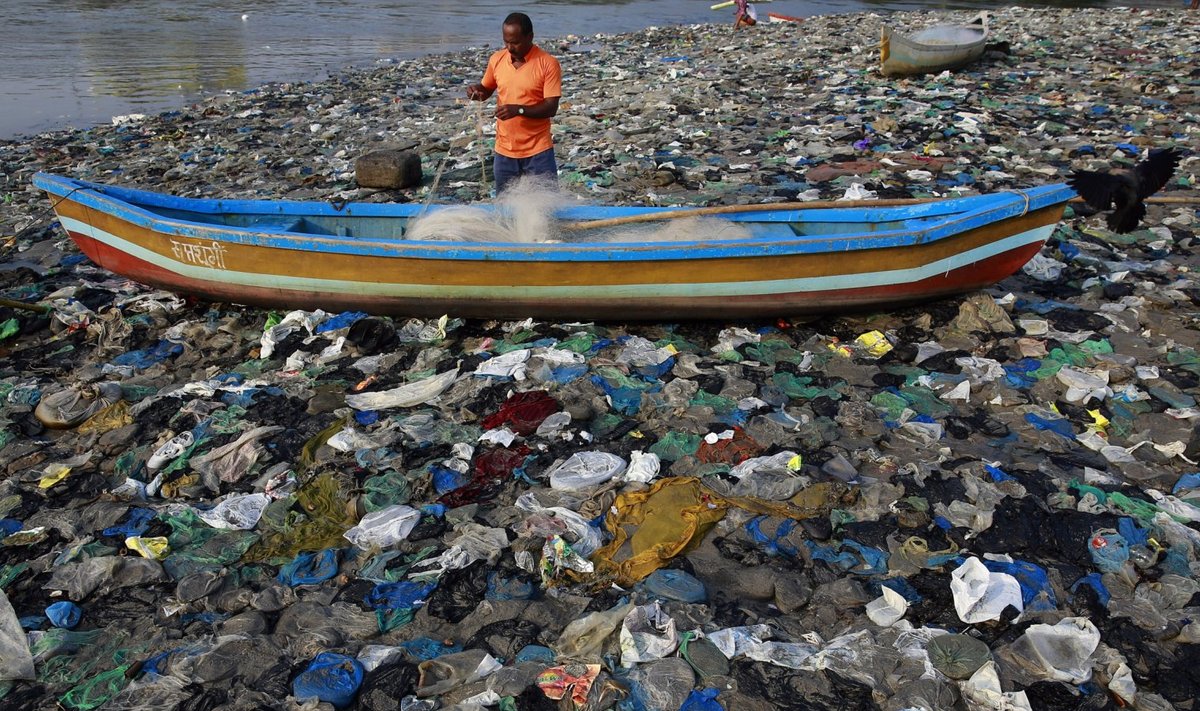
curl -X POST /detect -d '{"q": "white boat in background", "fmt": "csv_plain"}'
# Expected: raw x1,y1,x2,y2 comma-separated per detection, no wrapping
880,13,988,77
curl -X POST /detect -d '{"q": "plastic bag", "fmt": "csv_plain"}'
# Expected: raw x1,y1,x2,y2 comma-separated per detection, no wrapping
0,589,35,680
344,505,421,548
950,556,1023,623
415,649,501,697
195,493,271,530
292,652,365,708
555,602,634,661
547,451,627,491
592,477,728,584
926,634,990,680
865,586,908,627
619,602,680,667
346,368,460,411
1006,617,1100,684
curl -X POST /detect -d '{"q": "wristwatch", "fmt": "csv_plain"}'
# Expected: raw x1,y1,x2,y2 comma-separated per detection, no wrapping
518,107,525,115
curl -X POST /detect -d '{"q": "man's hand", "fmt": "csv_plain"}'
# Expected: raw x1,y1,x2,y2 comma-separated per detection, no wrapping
466,84,490,101
495,104,522,120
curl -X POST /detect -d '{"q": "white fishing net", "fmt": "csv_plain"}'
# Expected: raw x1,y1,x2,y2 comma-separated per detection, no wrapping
404,176,752,243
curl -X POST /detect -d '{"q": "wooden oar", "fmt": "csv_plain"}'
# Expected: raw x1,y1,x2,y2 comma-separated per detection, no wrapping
561,194,1200,232
0,297,52,314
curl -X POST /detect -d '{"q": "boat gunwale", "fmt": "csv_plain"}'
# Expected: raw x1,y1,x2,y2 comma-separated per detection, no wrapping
33,172,1072,263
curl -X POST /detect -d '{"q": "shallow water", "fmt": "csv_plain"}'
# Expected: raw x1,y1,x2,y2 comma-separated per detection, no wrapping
0,0,1171,140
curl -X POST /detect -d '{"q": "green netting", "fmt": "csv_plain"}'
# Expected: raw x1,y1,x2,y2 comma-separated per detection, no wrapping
207,404,248,434
118,384,160,402
589,413,627,441
894,385,952,418
556,333,596,354
163,529,259,579
1107,492,1165,524
297,417,348,473
744,339,806,365
690,390,737,415
1106,398,1153,439
653,334,703,355
648,431,701,462
1029,341,1108,380
244,473,356,563
772,373,843,402
59,664,133,710
232,358,272,378
0,562,29,590
362,468,413,512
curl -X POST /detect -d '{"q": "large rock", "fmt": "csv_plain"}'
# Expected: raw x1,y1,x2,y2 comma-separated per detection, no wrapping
356,149,422,189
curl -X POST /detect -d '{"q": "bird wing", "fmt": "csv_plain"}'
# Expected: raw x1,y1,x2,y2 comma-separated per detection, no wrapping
1134,147,1181,199
1108,196,1146,234
1067,171,1116,210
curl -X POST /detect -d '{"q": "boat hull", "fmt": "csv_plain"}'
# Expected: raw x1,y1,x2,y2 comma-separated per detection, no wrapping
880,22,988,77
36,173,1070,320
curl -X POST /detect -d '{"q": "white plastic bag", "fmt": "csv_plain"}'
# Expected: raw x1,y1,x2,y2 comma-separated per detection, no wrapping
865,586,909,627
547,451,626,491
950,557,1023,623
343,505,421,548
346,368,459,411
619,602,680,667
195,493,271,530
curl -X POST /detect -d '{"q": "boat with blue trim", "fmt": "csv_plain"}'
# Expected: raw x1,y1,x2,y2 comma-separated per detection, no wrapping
32,172,1073,320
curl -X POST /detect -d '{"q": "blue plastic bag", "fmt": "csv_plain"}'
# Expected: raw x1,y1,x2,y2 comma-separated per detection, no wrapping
984,559,1057,611
102,508,156,538
46,601,82,629
1025,413,1075,439
277,549,340,586
680,688,722,711
1089,531,1129,573
292,652,364,708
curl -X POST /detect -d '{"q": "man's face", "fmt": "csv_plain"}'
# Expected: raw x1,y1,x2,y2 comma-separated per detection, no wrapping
503,23,533,61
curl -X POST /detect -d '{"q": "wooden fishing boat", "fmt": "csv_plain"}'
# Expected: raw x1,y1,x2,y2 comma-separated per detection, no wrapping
765,12,804,23
880,13,988,77
32,172,1073,320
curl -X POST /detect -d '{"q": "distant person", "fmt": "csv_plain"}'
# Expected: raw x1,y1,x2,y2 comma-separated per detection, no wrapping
466,12,562,195
734,0,758,28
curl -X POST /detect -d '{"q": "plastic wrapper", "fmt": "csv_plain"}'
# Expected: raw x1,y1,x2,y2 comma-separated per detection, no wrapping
619,602,680,667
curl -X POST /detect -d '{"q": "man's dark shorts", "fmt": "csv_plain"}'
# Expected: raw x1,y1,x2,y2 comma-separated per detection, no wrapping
494,148,558,194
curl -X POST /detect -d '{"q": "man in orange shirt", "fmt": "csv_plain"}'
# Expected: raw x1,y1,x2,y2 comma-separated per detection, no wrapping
466,13,562,195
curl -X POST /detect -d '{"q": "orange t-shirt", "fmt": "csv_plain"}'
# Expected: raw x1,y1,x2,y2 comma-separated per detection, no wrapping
481,45,562,159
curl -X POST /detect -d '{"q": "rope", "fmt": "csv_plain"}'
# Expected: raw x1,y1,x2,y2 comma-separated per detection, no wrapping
419,101,485,218
4,186,84,245
477,99,488,192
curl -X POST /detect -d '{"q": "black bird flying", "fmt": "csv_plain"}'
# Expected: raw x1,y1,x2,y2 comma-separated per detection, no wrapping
1067,147,1181,233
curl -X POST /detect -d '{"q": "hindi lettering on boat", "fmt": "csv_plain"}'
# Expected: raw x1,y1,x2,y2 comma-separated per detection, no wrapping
171,239,228,270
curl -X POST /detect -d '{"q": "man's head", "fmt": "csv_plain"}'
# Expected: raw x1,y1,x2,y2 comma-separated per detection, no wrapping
502,12,534,61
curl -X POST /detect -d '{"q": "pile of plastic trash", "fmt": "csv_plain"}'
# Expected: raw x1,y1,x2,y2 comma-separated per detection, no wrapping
0,6,1198,711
